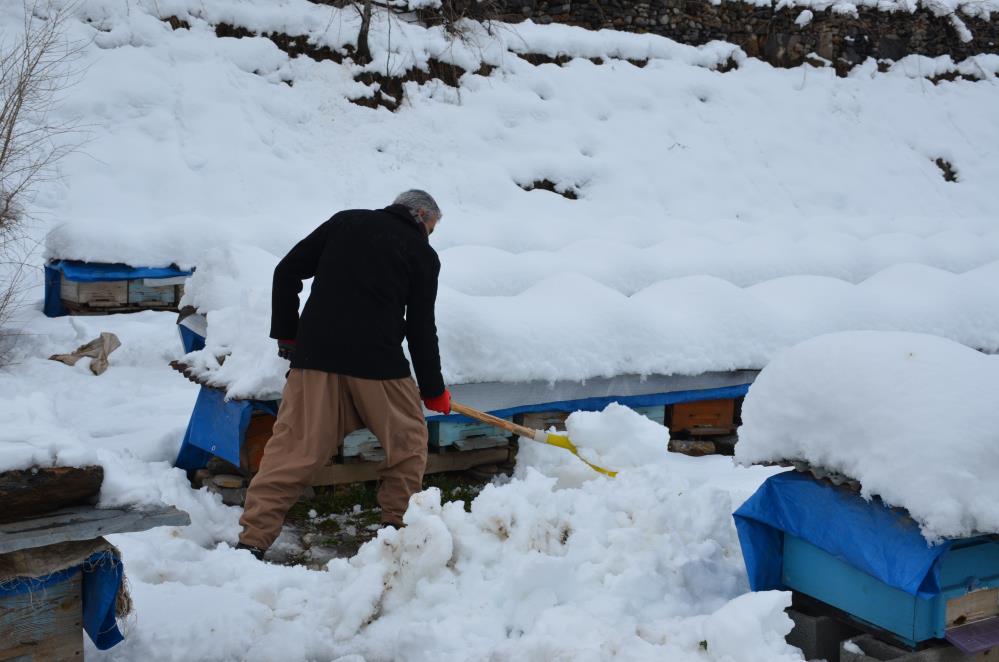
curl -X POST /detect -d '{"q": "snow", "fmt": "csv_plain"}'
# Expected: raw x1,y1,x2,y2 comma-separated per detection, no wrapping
566,403,669,470
2,0,998,657
0,308,793,659
179,254,999,399
735,331,999,541
15,0,999,395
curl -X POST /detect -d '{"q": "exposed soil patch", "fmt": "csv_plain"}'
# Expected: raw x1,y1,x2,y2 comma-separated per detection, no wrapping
935,157,959,182
276,472,498,567
519,179,579,199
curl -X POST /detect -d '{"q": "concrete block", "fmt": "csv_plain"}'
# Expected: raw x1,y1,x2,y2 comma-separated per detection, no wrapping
786,607,861,662
841,633,988,662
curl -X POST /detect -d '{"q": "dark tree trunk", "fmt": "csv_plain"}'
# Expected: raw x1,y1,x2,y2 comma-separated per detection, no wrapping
356,0,374,64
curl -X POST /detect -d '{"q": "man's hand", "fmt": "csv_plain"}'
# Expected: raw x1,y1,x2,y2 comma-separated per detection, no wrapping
277,339,296,361
422,389,451,414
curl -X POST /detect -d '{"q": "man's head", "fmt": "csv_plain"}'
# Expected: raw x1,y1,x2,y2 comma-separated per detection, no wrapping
393,190,442,235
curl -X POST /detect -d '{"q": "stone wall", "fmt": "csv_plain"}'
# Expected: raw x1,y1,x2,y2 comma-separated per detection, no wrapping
424,0,999,72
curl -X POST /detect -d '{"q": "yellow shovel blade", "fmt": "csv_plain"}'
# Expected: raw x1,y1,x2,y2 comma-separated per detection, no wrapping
536,432,617,478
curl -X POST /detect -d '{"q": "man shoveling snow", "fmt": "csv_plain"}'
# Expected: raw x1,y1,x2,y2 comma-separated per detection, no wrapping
237,190,453,559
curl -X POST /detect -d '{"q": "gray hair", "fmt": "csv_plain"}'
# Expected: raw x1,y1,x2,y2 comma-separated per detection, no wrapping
393,189,441,221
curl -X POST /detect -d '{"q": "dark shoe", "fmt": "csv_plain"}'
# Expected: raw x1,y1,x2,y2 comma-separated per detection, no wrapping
235,542,266,560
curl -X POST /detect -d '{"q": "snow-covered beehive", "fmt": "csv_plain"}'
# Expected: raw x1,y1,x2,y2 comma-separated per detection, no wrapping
734,331,999,653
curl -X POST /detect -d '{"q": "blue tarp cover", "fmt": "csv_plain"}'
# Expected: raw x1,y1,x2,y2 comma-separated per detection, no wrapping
426,383,751,423
44,260,192,317
0,550,125,650
48,260,190,282
175,386,278,471
174,383,747,470
178,325,206,354
733,471,950,599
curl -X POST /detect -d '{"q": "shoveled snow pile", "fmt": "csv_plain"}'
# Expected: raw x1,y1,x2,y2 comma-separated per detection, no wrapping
105,402,792,661
566,402,669,470
0,305,794,660
735,331,999,541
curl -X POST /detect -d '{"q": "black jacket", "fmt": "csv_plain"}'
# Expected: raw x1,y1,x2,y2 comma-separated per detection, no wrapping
270,205,445,398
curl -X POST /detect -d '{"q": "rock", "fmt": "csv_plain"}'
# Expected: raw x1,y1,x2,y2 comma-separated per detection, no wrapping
668,439,717,457
191,469,213,488
213,474,247,489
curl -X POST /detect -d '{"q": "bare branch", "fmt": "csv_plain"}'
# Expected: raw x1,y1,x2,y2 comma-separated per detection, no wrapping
1,1,85,359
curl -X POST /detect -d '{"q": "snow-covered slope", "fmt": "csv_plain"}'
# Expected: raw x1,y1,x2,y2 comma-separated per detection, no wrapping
2,1,997,659
25,1,998,394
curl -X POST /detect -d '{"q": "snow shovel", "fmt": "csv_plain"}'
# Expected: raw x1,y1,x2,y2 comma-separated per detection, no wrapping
450,402,617,478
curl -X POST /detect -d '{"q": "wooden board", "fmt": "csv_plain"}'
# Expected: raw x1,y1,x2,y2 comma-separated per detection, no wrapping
0,573,82,662
127,280,179,307
0,466,103,524
241,412,276,474
668,399,736,434
516,411,570,432
311,446,512,486
429,418,512,447
59,276,127,307
0,505,190,555
948,588,999,628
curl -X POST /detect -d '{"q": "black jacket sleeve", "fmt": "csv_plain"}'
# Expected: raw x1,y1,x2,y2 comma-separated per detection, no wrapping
406,249,446,398
270,219,333,341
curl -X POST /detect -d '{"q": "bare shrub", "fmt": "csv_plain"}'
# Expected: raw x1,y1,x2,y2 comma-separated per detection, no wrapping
0,1,83,359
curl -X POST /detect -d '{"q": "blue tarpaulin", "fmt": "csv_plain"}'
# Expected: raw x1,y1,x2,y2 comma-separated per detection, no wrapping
175,386,278,471
426,384,751,423
174,383,748,470
178,325,206,353
0,550,125,650
733,471,950,599
44,260,192,317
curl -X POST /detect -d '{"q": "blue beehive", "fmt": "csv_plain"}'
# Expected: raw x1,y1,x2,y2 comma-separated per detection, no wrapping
735,472,999,654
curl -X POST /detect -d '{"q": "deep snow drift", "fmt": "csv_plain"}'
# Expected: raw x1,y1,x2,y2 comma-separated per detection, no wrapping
735,331,999,541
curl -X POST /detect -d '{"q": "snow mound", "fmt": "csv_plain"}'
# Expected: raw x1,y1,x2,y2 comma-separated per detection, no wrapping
565,402,670,470
177,244,294,399
735,331,999,540
312,455,796,661
179,253,999,398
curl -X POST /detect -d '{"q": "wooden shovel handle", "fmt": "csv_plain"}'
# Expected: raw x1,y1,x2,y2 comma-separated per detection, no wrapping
450,401,537,439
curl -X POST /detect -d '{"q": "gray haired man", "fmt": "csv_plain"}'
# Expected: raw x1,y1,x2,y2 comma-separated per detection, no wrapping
237,191,452,559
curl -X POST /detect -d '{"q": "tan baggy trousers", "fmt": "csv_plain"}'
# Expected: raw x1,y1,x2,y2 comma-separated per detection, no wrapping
239,368,428,549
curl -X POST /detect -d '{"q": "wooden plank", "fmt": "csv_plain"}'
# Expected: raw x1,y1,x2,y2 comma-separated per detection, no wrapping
0,573,82,662
0,506,190,554
59,275,127,307
241,412,276,474
341,428,381,458
311,447,512,486
0,467,103,524
668,399,736,435
127,280,179,307
947,589,999,627
632,405,666,425
516,411,569,432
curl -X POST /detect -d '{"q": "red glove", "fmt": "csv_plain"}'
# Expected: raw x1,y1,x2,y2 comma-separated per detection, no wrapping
422,389,451,414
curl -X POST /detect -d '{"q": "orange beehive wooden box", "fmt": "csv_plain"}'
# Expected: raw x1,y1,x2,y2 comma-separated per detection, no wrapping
241,412,276,474
669,399,736,435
